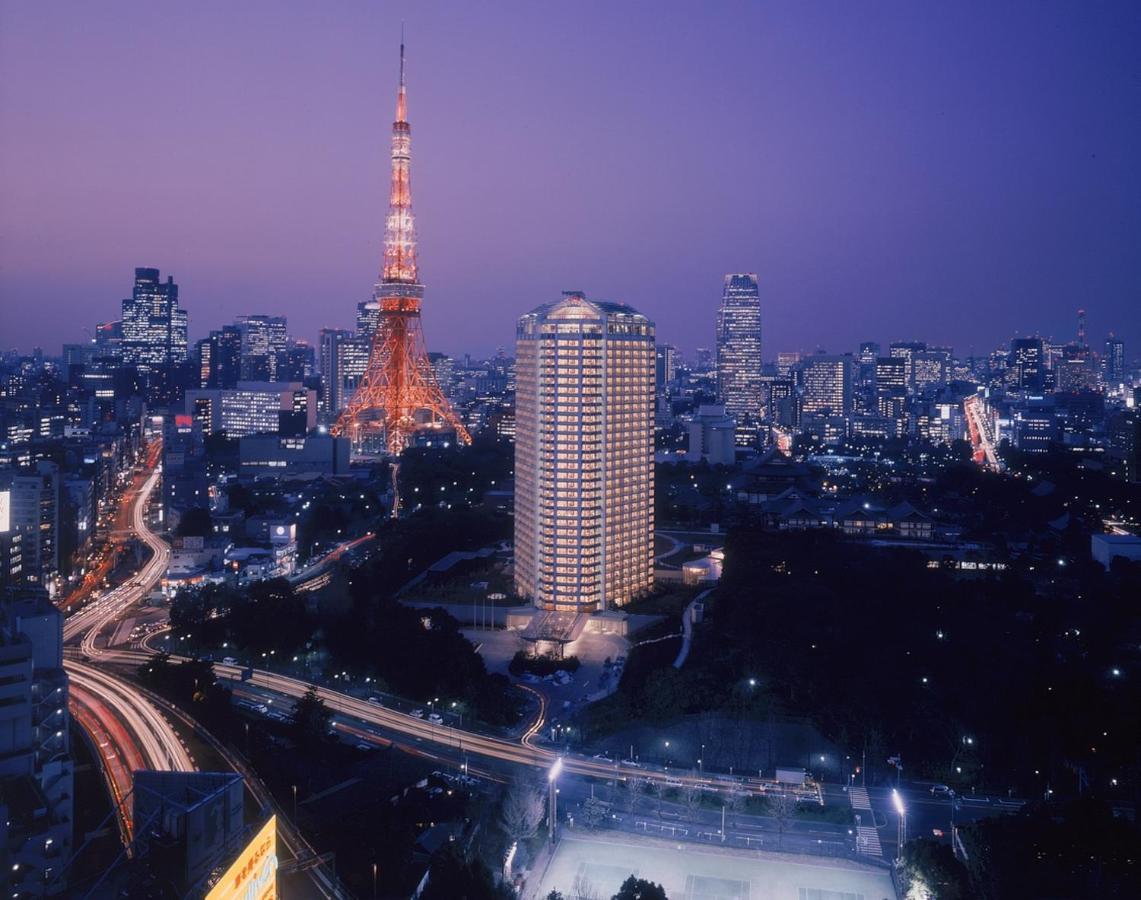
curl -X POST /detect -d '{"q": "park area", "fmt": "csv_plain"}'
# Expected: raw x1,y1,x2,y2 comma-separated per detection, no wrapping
533,833,894,900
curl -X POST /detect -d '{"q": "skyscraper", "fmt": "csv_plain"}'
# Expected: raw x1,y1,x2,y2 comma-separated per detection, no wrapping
715,274,762,442
801,354,854,418
1009,337,1045,393
199,325,242,389
875,356,908,435
514,292,655,614
120,267,187,370
236,315,288,381
319,328,371,421
1104,336,1125,387
888,341,927,393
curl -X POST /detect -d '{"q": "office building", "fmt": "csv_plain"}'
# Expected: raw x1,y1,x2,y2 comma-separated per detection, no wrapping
319,328,371,420
201,326,243,389
875,356,908,435
759,376,799,429
857,342,880,411
1107,410,1139,482
1103,337,1125,388
801,354,853,418
888,341,927,392
185,383,317,438
120,267,188,370
0,594,74,896
514,292,655,614
1009,338,1045,393
236,315,288,382
238,434,351,479
715,274,763,441
912,349,950,394
0,463,60,590
688,404,737,465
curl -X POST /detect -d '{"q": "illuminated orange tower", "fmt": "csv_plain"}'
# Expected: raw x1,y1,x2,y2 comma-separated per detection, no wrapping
333,39,470,490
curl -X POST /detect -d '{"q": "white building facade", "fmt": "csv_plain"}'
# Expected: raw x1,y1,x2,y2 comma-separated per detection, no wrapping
514,293,655,614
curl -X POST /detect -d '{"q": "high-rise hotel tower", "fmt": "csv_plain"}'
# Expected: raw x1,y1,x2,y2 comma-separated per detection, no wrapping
716,273,762,441
514,293,655,614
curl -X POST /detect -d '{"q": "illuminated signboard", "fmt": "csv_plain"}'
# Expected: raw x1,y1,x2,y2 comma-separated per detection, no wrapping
0,490,9,533
205,816,277,900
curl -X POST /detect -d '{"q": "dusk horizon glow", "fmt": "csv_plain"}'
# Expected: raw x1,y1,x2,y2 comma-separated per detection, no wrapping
2,1,1139,359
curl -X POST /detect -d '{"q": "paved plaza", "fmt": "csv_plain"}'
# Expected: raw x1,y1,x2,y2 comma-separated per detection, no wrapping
533,834,895,900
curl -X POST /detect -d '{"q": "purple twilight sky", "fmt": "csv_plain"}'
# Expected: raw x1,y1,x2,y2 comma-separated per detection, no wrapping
1,1,1139,360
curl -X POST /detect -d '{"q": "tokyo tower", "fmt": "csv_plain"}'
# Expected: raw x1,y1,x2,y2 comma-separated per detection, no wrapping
333,38,470,507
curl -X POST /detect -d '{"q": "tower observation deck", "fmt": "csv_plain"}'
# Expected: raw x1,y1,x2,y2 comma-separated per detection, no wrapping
332,39,470,508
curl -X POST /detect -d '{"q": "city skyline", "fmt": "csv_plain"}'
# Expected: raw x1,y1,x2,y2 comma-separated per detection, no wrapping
2,2,1140,358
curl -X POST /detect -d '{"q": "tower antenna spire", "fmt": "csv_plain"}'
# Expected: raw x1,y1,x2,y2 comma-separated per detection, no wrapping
332,29,470,503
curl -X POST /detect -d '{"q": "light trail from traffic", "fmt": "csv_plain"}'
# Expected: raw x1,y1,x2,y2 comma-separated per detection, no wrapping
67,660,194,772
61,441,196,848
126,634,819,803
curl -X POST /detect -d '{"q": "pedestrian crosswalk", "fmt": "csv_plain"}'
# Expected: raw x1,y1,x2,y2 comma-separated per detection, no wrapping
848,787,884,857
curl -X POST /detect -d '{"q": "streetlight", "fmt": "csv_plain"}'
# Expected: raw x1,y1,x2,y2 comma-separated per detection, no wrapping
372,862,378,899
891,788,906,862
548,757,563,847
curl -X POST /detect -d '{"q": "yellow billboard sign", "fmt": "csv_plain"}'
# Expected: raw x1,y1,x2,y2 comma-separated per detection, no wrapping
206,815,278,900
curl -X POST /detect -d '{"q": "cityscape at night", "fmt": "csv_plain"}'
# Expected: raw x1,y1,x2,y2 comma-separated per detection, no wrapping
1,3,1138,899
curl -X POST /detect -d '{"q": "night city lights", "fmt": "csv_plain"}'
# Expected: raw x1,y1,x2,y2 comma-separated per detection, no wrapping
1,4,1138,899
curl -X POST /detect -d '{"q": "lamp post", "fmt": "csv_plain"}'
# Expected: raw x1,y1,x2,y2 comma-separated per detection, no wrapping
891,788,906,862
372,862,378,899
548,757,564,847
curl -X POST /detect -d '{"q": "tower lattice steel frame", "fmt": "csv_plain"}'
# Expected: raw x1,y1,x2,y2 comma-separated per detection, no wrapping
332,40,470,471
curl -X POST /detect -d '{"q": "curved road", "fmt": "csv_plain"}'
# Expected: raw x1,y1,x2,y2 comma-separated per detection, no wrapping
62,445,194,849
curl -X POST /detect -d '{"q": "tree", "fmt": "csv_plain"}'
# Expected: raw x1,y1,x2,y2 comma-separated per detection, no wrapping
612,876,668,900
901,838,970,900
770,790,794,849
290,685,331,747
572,871,602,900
623,776,647,816
581,797,610,830
419,843,512,900
499,778,545,844
683,777,703,821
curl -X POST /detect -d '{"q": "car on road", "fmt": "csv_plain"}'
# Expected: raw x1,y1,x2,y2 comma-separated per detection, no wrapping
428,712,444,724
410,708,425,718
930,784,954,797
366,695,384,706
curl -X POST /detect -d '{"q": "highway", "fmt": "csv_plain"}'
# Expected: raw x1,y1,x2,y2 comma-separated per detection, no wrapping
65,444,349,897
61,444,194,850
129,632,822,806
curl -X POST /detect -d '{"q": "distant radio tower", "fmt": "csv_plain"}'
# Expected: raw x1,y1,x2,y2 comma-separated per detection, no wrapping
332,38,471,512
